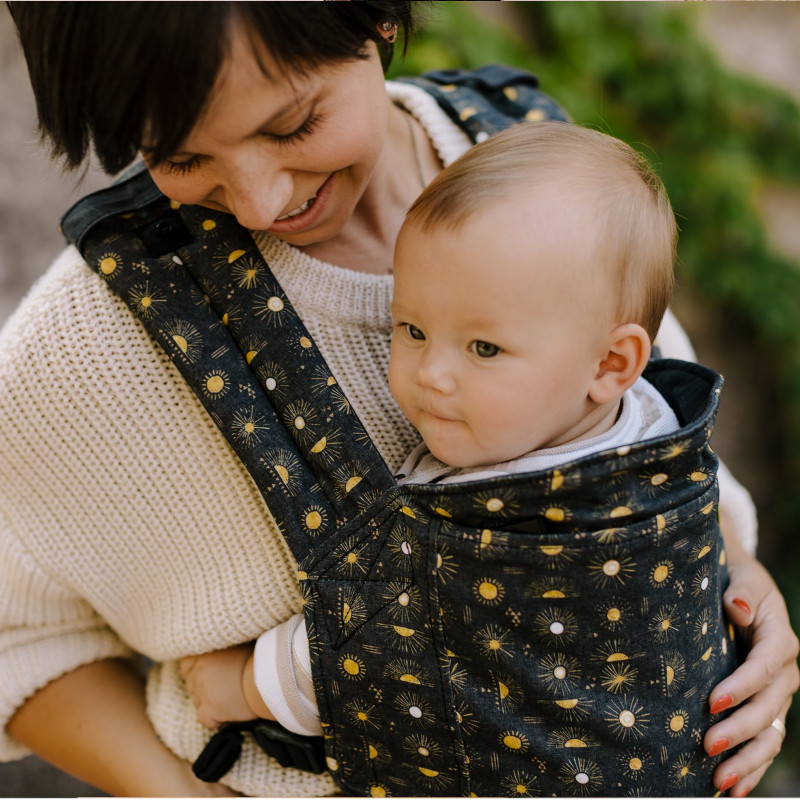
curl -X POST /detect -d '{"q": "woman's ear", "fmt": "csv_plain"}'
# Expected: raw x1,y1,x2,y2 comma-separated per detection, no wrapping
589,323,652,405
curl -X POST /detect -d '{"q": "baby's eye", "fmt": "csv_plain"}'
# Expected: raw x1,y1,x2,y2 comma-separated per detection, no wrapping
472,340,500,358
406,324,426,341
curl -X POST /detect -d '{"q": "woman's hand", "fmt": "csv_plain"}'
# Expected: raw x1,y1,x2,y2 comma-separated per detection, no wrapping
180,643,258,729
704,530,799,797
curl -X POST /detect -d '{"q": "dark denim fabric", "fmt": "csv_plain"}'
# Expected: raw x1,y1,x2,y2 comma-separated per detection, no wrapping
61,69,735,796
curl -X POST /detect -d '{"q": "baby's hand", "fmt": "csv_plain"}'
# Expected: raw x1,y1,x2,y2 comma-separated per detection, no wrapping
180,643,255,729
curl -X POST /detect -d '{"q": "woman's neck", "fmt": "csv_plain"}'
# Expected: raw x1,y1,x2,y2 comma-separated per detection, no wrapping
300,103,441,274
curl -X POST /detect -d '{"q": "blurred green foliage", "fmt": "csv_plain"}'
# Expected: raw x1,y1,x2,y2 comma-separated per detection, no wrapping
391,2,800,794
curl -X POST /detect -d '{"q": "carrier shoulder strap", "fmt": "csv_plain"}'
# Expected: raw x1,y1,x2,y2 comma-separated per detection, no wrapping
398,64,570,142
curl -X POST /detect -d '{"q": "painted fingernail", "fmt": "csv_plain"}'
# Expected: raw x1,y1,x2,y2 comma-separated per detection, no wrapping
732,597,751,617
708,737,730,757
710,695,733,714
719,774,739,792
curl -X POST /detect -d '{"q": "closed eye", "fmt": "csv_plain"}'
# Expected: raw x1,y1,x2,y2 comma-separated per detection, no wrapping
164,155,207,176
270,112,322,146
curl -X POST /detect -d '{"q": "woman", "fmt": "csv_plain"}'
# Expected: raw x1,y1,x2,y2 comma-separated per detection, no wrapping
2,2,797,796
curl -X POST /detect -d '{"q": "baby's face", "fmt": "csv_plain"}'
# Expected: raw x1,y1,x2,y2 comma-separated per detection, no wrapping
389,196,616,468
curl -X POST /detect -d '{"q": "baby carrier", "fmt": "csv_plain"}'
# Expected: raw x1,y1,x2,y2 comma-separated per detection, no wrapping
61,67,736,796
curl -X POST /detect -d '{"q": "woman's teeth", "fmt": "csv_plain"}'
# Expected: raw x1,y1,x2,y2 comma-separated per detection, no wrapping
276,196,315,221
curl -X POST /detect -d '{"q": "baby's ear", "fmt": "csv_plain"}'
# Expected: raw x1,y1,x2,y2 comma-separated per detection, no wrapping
589,323,651,405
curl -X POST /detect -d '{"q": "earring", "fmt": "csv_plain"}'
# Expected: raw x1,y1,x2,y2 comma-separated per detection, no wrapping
379,21,398,43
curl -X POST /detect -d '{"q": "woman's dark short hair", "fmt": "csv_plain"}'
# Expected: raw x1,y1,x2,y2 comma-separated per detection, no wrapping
10,1,417,174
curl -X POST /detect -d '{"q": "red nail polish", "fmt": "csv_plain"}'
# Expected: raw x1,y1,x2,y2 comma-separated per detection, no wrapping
732,597,751,617
720,774,739,792
708,737,730,757
710,695,733,714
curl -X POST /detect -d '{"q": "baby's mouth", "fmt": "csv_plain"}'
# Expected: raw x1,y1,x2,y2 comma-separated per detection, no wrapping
276,193,318,221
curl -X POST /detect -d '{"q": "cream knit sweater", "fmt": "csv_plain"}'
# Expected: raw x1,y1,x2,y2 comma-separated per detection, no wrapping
0,82,756,796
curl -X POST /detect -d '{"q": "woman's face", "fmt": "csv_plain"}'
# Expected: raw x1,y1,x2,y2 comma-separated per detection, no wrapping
144,23,391,245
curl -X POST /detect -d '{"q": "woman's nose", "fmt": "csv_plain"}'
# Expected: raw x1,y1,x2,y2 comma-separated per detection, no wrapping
223,166,294,231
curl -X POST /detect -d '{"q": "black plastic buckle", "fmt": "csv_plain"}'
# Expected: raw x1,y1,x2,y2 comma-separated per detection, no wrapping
192,720,326,783
136,210,194,258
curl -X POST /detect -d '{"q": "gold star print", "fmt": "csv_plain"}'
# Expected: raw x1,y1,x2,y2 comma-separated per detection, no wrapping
381,583,422,625
473,624,514,661
263,447,303,493
435,543,459,584
332,462,370,503
490,670,525,713
338,653,367,681
660,650,687,697
538,652,582,695
604,697,650,741
256,361,288,401
231,407,269,446
394,691,433,726
472,488,518,517
500,770,538,797
342,699,379,730
665,709,690,737
533,543,576,572
402,733,442,761
162,318,203,363
283,399,318,444
600,661,639,694
691,566,713,598
649,605,680,642
252,291,290,326
617,747,652,780
129,281,166,319
447,660,468,693
377,621,428,655
472,577,506,606
384,659,432,688
669,753,697,788
649,560,675,589
387,525,421,568
533,607,579,645
587,552,636,589
559,757,603,796
550,696,593,723
230,256,263,289
547,727,596,750
693,609,713,642
526,575,579,600
499,729,530,753
332,537,371,578
201,369,230,399
301,504,329,536
336,585,368,634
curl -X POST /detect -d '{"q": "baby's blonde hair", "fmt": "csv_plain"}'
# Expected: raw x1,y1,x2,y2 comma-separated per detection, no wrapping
406,121,676,341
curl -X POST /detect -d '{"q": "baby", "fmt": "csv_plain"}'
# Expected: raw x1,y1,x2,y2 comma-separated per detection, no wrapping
390,120,676,485
184,121,685,740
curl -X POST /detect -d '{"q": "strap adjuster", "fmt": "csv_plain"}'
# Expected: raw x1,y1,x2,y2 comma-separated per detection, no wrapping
193,720,326,783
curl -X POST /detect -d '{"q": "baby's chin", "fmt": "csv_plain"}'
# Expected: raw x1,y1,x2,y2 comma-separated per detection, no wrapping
427,443,512,471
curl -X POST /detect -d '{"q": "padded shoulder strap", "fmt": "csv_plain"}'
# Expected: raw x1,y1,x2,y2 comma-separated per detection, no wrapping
398,64,570,143
60,163,170,252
